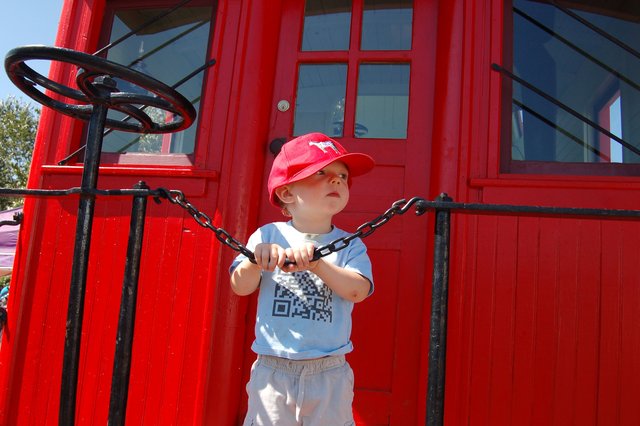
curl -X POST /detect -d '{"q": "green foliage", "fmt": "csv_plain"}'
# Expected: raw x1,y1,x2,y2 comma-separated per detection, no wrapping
0,97,39,210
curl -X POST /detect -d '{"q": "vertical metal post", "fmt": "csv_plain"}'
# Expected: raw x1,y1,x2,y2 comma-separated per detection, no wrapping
426,193,452,426
108,181,149,426
59,101,109,426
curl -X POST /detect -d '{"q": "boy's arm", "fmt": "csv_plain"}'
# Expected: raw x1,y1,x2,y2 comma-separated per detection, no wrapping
310,259,371,303
230,242,288,296
230,259,262,296
281,242,372,303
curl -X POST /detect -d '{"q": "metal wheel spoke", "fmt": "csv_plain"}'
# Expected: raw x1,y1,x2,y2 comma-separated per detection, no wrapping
5,45,196,133
14,61,88,102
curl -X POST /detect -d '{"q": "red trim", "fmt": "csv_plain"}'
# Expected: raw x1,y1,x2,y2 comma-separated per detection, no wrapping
507,161,640,176
499,0,514,175
202,0,285,423
597,90,620,163
40,164,219,179
471,175,640,190
598,99,612,162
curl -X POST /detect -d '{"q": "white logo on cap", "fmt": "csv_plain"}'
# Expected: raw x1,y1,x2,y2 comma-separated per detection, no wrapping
309,141,340,154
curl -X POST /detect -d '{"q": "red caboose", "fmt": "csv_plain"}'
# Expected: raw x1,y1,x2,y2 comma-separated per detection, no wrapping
1,0,640,424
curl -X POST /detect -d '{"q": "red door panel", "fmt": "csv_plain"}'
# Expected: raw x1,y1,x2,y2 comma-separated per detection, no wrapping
238,1,438,423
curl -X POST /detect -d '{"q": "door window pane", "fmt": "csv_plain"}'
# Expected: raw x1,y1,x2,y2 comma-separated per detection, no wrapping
102,6,213,155
293,64,348,137
361,0,413,50
302,0,352,51
355,64,409,139
508,0,640,164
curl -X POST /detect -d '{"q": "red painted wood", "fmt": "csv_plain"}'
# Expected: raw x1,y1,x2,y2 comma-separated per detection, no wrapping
443,2,640,421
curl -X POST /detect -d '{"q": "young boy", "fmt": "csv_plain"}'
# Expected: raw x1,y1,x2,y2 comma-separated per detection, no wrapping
230,132,375,425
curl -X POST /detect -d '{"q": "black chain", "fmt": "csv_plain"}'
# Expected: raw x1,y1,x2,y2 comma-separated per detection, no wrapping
0,185,428,263
156,188,257,261
156,188,428,264
311,197,427,260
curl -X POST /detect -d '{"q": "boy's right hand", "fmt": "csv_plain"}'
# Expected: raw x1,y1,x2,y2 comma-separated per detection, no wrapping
253,243,287,272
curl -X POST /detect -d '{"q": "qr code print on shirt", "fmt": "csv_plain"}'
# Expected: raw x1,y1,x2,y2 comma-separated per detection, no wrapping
272,271,333,322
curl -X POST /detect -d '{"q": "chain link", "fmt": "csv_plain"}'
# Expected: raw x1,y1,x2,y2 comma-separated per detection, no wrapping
157,188,256,261
311,197,427,260
156,188,427,264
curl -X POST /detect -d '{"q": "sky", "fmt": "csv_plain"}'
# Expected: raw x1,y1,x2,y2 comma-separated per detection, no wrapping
1,1,65,105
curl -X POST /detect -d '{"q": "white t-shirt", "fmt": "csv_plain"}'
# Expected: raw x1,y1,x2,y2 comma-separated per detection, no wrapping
230,221,374,360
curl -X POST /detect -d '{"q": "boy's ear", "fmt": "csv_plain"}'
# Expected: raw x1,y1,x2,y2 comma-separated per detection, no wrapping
275,185,294,204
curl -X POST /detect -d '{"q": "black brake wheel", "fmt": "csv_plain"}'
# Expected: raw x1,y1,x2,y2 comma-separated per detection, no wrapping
4,45,196,133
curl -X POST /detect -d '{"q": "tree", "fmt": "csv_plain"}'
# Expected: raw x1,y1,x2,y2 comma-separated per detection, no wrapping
0,97,39,210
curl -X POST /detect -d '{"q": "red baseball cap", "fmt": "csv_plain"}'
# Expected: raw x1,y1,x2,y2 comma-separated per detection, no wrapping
268,132,375,207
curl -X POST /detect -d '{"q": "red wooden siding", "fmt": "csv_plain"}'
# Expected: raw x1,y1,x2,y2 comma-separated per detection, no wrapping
2,175,221,424
445,214,640,426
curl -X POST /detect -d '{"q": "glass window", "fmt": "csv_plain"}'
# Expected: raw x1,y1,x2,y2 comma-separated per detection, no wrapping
355,63,409,139
302,0,352,51
102,5,213,155
507,0,640,166
361,0,413,51
293,64,348,137
296,1,414,140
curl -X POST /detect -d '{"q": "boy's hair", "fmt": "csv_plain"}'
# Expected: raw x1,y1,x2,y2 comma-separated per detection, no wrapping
267,132,375,208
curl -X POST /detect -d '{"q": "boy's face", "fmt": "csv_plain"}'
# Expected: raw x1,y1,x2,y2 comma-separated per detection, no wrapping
281,161,350,218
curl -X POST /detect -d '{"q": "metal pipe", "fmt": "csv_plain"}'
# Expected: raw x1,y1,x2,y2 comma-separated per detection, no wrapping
426,194,452,426
0,187,163,198
59,100,109,426
108,181,149,426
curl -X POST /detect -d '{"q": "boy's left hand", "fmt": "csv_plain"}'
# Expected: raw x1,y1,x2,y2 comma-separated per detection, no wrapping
282,242,318,273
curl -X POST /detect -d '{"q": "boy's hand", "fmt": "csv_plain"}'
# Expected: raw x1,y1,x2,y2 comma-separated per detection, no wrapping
253,242,318,273
282,242,318,273
253,243,287,271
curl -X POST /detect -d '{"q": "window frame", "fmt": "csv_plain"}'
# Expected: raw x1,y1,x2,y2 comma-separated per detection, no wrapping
85,0,216,167
291,0,415,142
500,0,640,176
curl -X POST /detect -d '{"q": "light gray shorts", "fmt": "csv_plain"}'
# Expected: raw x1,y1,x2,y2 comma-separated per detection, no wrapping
243,354,355,426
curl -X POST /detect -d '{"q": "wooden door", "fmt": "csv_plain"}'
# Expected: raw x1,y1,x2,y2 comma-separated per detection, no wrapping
241,1,438,423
